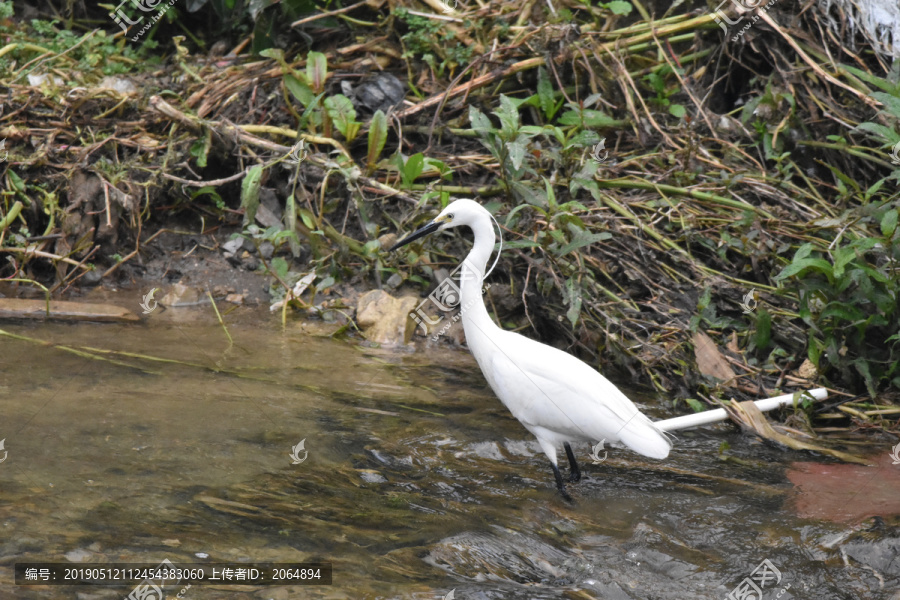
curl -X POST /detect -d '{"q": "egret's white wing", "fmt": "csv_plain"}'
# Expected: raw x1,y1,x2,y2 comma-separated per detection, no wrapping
475,329,671,459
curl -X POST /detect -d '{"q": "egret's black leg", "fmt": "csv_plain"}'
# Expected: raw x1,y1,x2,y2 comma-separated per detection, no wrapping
550,462,573,501
563,442,581,483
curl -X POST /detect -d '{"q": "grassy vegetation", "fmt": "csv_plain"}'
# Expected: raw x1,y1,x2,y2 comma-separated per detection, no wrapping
0,0,898,433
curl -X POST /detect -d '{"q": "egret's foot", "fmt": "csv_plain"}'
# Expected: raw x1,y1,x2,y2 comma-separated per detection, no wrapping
563,442,581,483
550,462,574,502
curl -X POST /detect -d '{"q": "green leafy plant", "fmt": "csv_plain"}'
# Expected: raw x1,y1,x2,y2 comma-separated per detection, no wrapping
391,152,450,189
395,8,473,78
324,95,361,143
643,69,687,119
775,207,900,395
270,50,361,143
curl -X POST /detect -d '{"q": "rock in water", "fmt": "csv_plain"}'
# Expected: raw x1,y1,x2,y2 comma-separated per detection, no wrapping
356,290,418,345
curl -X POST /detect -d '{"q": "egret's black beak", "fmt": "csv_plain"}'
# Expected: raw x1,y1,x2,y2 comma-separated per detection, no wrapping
389,219,442,251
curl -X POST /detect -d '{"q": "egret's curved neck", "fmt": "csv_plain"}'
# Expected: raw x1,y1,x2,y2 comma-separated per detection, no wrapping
459,213,496,333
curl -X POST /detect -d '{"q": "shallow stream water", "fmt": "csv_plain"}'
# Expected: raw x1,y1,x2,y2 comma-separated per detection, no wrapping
1,308,898,599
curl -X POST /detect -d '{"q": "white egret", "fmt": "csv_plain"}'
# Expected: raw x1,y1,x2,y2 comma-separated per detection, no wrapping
390,199,671,500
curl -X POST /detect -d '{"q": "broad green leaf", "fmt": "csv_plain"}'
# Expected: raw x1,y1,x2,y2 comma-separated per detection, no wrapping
285,74,314,107
299,209,315,230
807,335,822,366
306,51,327,93
794,242,814,261
544,177,557,210
469,106,494,134
249,0,278,20
510,180,546,207
566,129,602,149
605,1,633,15
776,258,835,282
286,189,299,256
190,185,223,209
855,122,900,144
821,302,864,322
668,103,686,119
564,278,582,327
503,239,541,249
189,132,211,169
401,153,424,187
536,67,561,120
324,94,360,142
858,262,889,283
881,208,898,238
556,231,612,256
872,92,900,120
753,308,771,350
494,94,521,136
423,157,451,179
366,109,388,174
507,140,526,170
558,108,620,128
271,257,289,280
241,164,264,226
685,398,705,413
832,247,856,279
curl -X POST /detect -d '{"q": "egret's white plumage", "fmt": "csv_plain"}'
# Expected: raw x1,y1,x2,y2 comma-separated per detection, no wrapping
392,199,671,498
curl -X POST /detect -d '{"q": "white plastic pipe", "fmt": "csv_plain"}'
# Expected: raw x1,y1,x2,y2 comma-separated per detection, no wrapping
655,388,829,433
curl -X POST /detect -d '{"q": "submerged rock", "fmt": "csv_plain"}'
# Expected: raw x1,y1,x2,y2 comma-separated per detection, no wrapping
356,290,418,345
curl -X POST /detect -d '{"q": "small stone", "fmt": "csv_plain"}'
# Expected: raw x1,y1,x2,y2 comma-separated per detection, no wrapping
359,470,387,483
386,273,403,289
222,238,243,254
377,233,397,249
161,539,181,547
259,242,275,260
795,359,817,380
27,73,64,87
98,76,137,95
161,283,200,307
82,269,103,286
256,587,290,600
65,548,93,562
225,294,244,304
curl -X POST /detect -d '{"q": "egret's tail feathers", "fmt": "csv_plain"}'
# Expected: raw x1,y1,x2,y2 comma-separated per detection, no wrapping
617,420,672,459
